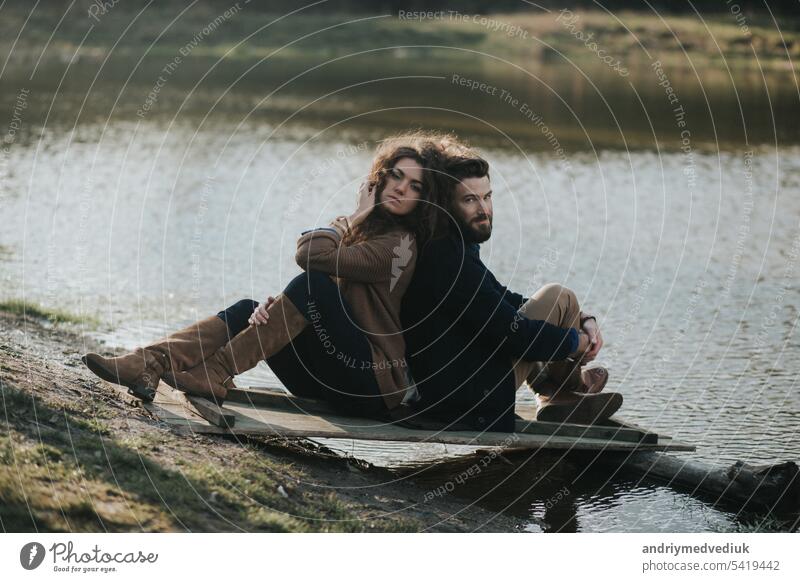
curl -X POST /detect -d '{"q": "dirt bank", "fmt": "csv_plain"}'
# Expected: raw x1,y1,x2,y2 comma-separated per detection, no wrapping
0,310,522,532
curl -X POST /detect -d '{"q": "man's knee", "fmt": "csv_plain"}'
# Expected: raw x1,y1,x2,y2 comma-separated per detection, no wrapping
529,283,580,326
536,283,577,306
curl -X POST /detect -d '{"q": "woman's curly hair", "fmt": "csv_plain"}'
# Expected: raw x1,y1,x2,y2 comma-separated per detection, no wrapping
343,132,451,247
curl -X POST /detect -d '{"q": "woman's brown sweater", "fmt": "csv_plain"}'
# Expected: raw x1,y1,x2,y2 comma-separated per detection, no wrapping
295,216,417,411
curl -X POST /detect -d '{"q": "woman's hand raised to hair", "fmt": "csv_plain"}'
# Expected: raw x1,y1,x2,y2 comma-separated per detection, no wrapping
349,181,375,228
248,296,276,326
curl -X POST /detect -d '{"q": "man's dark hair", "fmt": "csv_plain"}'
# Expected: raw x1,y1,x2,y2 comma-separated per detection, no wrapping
446,156,490,182
427,136,491,241
438,136,489,184
438,136,490,200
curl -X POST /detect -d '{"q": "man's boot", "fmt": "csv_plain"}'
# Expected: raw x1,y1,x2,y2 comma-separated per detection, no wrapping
166,294,308,402
528,363,609,394
535,390,623,424
81,315,231,402
576,367,609,394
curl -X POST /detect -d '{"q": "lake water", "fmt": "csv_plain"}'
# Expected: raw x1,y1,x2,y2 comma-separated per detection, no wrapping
1,54,798,532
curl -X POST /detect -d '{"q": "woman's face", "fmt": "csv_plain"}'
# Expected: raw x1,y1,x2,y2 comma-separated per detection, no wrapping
378,157,424,216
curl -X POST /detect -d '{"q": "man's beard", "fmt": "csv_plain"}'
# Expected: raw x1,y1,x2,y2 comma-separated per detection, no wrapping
457,214,493,244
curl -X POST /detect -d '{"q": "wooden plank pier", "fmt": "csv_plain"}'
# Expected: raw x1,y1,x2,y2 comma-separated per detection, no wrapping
125,381,798,514
142,383,694,453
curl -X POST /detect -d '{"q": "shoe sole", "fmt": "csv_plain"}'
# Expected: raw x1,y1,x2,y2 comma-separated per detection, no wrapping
81,353,157,402
535,392,623,425
162,370,228,404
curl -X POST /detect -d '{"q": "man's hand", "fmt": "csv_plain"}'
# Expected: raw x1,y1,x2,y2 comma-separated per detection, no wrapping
248,296,276,326
580,315,603,363
570,330,591,359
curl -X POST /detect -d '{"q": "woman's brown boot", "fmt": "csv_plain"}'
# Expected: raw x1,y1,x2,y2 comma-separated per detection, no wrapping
82,315,231,401
166,295,308,402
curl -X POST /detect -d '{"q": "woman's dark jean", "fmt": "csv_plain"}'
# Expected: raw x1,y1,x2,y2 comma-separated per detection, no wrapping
216,270,385,418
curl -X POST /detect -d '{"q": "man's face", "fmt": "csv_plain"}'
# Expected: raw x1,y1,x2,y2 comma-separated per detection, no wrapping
452,176,493,243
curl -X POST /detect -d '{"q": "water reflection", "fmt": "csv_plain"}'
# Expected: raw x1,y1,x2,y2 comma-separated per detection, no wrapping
2,54,798,150
395,450,798,532
1,52,798,532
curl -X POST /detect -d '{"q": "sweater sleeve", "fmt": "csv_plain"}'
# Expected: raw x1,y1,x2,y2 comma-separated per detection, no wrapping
433,239,575,362
295,221,415,284
487,270,527,309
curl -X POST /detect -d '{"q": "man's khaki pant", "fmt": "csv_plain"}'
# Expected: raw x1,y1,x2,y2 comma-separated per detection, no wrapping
512,283,583,393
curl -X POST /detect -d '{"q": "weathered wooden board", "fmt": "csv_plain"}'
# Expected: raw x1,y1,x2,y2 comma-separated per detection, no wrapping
145,383,694,452
228,386,657,444
186,396,236,428
514,418,657,444
107,380,208,426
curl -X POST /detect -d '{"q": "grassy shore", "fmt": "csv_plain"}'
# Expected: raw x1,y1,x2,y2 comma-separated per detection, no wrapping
0,308,520,532
1,6,797,71
0,299,97,326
